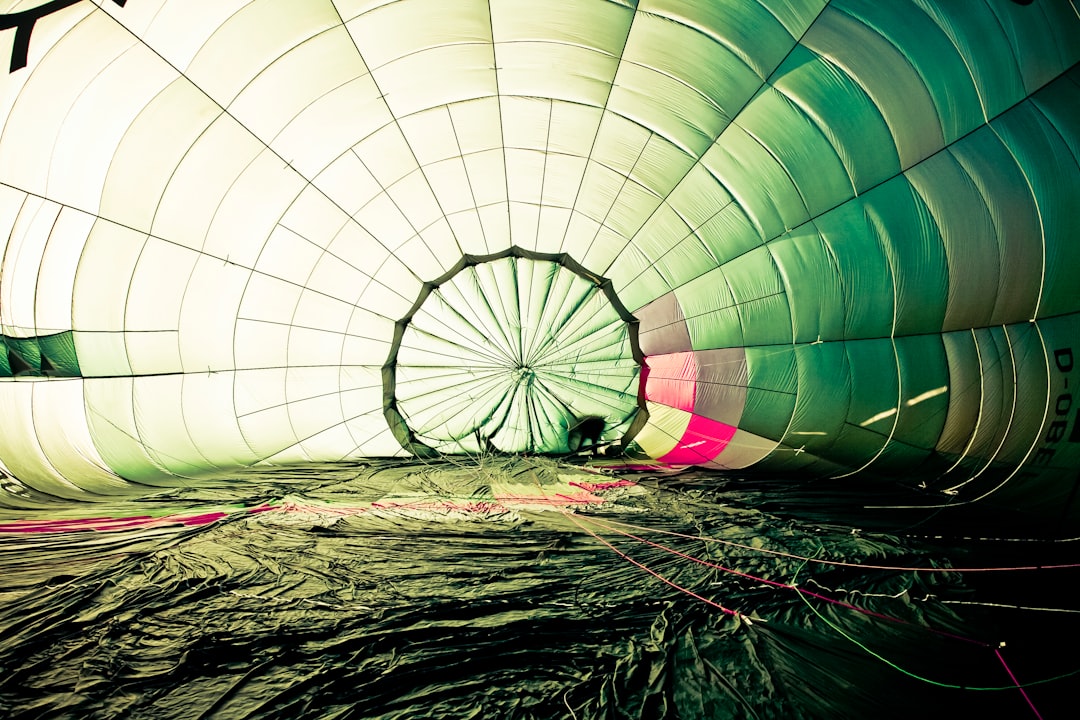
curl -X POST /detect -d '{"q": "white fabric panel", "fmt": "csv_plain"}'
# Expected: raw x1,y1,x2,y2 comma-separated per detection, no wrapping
502,97,552,151
0,6,120,202
491,0,632,55
326,220,391,274
313,150,385,216
548,102,603,156
36,208,94,334
445,210,491,256
126,239,199,332
73,331,133,377
495,43,616,106
124,332,182,376
347,0,491,69
395,236,450,283
398,108,463,166
228,26,369,141
281,184,355,251
234,319,290,370
505,148,546,205
150,116,264,253
185,0,341,106
536,206,574,255
203,149,309,267
180,372,259,467
104,0,248,71
541,154,588,208
353,193,415,251
72,221,146,331
707,429,780,470
255,226,326,287
101,78,221,232
447,97,503,154
233,367,287,418
237,404,299,459
342,335,393,368
0,380,90,499
276,74,393,179
47,40,175,214
1,197,59,335
508,201,541,253
416,217,465,274
425,159,479,215
238,274,303,326
287,327,347,368
178,256,251,372
307,248,377,306
352,124,421,189
0,184,24,259
387,170,445,235
129,374,210,476
84,376,171,484
34,379,126,490
476,202,512,250
369,45,496,118
293,290,356,335
463,150,509,207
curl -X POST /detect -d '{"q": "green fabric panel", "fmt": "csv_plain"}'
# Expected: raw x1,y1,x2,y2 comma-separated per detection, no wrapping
991,79,1080,320
1032,68,1080,164
959,327,1015,469
893,334,950,451
986,0,1080,93
693,203,763,265
994,322,1051,467
735,86,853,216
702,123,808,242
685,306,742,351
767,227,844,343
0,338,9,376
771,45,899,194
37,332,81,377
739,345,797,440
936,330,981,457
843,338,897,437
813,202,894,339
738,295,793,348
1023,312,1080,474
674,266,735,349
5,337,42,375
861,177,948,336
906,153,999,333
612,244,672,314
946,127,1041,325
724,245,783,305
836,0,984,145
653,236,718,292
823,424,892,472
913,0,1027,119
783,342,850,456
803,7,944,170
641,0,797,80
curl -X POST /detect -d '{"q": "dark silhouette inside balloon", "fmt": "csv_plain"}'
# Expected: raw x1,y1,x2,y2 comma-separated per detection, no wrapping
567,416,606,454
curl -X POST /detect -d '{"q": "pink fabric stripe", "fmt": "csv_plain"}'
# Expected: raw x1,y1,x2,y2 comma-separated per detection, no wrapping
658,413,737,464
643,351,697,412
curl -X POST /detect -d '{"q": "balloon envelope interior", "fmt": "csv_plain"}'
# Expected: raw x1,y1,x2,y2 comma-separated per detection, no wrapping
0,0,1076,519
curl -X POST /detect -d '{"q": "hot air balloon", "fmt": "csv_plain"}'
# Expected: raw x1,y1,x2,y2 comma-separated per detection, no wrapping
0,0,1076,525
